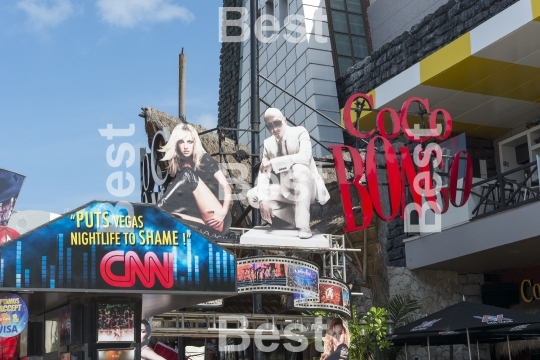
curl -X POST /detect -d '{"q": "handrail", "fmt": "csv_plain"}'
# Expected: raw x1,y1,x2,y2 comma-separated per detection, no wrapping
470,160,540,220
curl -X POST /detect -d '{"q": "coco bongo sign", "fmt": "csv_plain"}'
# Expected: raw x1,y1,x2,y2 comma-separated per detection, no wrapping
329,93,473,232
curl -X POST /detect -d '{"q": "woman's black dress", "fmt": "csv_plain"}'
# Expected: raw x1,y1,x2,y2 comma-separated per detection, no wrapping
158,153,232,240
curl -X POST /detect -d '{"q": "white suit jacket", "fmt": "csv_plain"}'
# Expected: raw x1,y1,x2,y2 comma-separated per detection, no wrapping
258,125,330,205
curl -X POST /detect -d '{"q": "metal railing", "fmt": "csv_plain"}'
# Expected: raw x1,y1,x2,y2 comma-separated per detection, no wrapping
470,158,540,220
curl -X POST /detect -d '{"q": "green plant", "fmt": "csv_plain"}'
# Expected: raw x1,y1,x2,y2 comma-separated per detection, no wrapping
386,295,422,360
349,306,392,360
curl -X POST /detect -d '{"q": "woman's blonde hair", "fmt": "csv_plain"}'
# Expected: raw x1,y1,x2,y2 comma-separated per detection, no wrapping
321,318,350,360
160,124,206,174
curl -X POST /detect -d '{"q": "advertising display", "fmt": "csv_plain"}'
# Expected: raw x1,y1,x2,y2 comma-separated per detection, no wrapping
0,226,19,247
97,349,135,360
332,94,473,232
149,124,234,241
0,293,28,337
290,279,351,317
0,201,236,294
237,257,319,305
237,257,350,316
245,108,331,239
321,318,350,360
59,305,71,347
0,169,25,227
97,303,135,343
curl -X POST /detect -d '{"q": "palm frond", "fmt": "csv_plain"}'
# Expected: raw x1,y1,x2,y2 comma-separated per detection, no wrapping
388,295,422,328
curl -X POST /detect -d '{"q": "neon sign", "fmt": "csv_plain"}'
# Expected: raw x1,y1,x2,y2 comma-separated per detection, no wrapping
331,93,473,233
100,250,174,288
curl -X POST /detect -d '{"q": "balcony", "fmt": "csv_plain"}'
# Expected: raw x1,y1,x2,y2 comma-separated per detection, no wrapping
403,156,540,273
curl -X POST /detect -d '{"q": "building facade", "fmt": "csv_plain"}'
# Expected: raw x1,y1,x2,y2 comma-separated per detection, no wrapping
218,0,371,154
339,0,540,358
220,0,540,358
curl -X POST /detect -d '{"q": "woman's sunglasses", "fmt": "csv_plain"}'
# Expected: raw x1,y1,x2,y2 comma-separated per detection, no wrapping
265,118,284,131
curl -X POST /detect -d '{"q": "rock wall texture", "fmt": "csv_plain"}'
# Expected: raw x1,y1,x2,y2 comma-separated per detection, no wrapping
336,0,520,107
217,0,243,141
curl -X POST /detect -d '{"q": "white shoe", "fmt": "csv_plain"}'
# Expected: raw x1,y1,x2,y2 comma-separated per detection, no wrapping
298,228,312,239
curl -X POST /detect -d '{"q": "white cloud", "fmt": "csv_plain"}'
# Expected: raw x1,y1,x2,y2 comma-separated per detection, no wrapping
96,0,194,27
192,113,217,130
16,0,75,30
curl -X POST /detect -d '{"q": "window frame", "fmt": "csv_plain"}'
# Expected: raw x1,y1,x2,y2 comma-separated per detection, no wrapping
325,0,373,79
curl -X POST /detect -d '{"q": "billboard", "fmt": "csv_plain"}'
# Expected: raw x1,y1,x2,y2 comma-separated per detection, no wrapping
141,124,234,242
0,201,236,294
142,117,330,242
237,258,350,316
0,169,25,227
237,257,319,306
290,278,351,317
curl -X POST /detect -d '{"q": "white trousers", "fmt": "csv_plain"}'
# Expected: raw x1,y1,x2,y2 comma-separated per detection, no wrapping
247,164,316,229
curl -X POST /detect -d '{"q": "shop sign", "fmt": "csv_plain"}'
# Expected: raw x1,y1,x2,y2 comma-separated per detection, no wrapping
0,293,28,337
520,279,540,303
0,201,236,293
330,93,474,232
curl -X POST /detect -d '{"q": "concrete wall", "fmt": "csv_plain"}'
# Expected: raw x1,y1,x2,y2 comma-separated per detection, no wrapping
238,0,343,155
367,0,450,51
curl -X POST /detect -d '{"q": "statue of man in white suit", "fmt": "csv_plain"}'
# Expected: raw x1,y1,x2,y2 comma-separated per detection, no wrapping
247,108,330,239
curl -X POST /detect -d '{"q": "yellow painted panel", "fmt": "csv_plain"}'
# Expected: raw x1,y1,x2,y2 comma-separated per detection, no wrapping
420,33,471,83
451,121,510,140
422,56,509,91
465,63,540,101
467,126,511,140
423,56,540,102
533,0,540,20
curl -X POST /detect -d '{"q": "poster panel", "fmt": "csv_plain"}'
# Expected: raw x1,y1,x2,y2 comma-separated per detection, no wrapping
0,226,20,247
237,257,319,305
290,278,351,317
97,349,135,360
96,303,135,343
0,293,28,337
59,305,71,346
0,169,25,227
0,201,236,294
154,124,234,241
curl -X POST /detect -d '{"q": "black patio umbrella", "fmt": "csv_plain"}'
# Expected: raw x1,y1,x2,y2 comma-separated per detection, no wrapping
390,329,534,356
392,301,540,360
489,322,540,337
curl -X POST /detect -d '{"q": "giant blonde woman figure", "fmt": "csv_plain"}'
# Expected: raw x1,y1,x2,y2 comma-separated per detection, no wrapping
158,124,232,239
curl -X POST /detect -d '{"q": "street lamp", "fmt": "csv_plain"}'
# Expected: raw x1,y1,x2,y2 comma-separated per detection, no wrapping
386,319,395,335
358,319,367,336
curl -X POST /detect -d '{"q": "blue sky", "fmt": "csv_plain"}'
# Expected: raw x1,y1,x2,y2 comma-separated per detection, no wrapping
0,0,224,214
